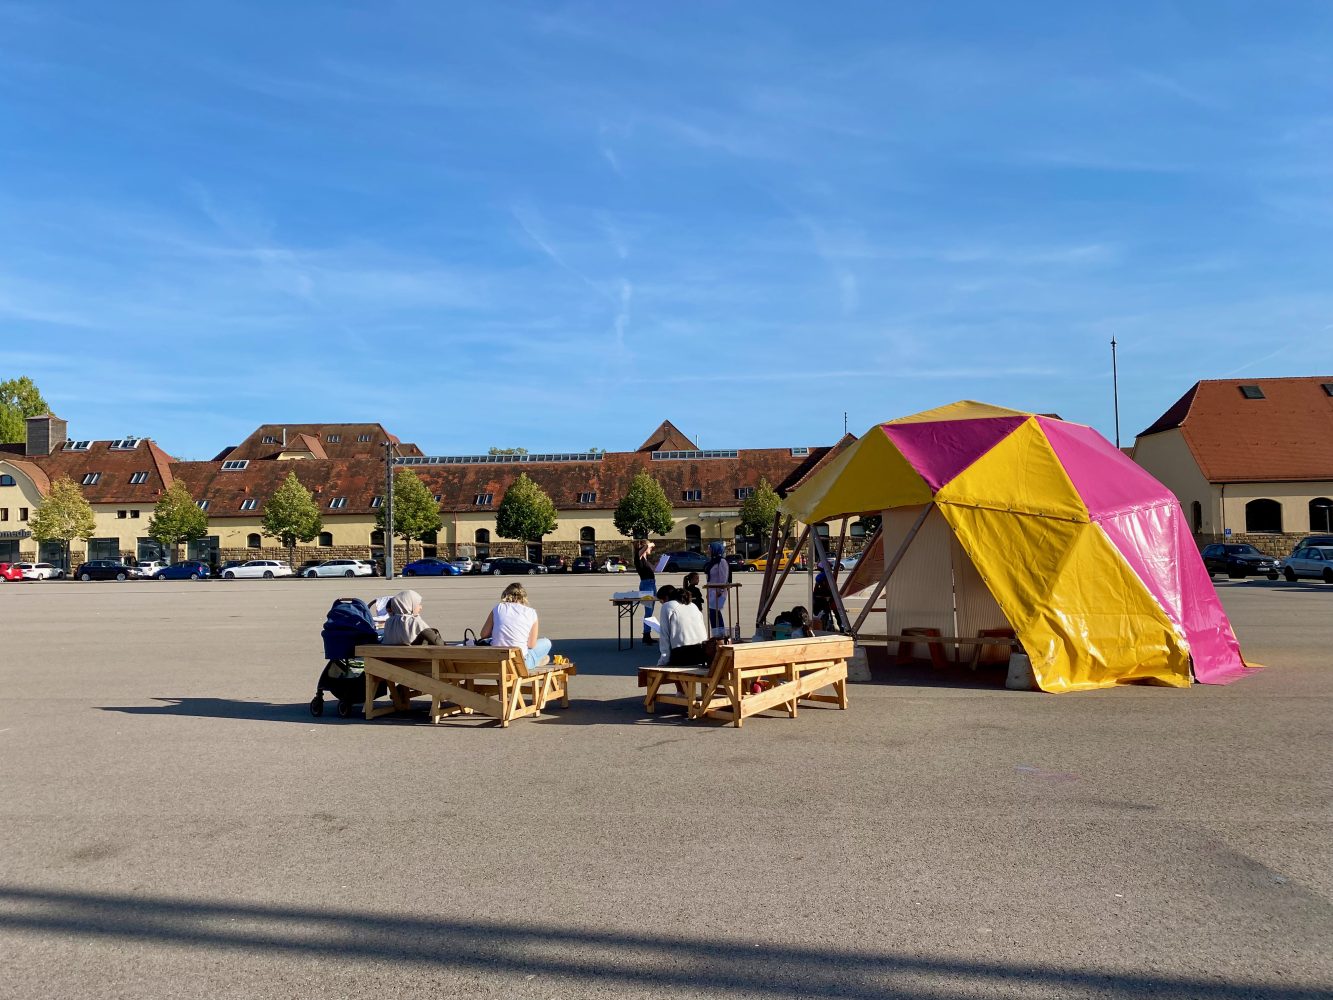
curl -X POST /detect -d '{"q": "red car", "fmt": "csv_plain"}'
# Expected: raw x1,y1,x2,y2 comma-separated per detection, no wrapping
0,563,24,582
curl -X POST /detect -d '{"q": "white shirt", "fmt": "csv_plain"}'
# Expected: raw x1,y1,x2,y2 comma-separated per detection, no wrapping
657,600,710,665
491,602,537,649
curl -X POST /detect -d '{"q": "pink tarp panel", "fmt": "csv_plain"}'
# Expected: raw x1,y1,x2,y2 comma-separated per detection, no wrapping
1097,503,1251,684
1038,417,1171,516
883,417,1027,492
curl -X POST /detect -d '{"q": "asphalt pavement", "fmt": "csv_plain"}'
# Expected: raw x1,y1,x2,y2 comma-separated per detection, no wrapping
0,572,1329,999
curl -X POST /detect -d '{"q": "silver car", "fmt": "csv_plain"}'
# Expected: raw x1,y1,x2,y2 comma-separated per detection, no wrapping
1281,545,1333,584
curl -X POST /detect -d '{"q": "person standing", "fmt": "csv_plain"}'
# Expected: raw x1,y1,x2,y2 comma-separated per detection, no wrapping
635,538,657,645
704,540,732,636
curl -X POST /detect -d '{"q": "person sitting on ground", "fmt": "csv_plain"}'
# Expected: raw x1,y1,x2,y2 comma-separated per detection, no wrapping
655,584,710,667
382,589,444,646
680,572,705,614
479,582,553,671
773,605,815,639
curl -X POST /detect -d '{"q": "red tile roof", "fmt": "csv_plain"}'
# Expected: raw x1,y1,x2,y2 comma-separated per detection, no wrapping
222,424,422,462
1138,377,1333,482
636,420,698,453
171,458,385,518
19,440,177,504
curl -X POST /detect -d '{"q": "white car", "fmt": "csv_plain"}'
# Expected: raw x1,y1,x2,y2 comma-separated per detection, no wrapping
17,562,58,580
451,556,474,574
1281,545,1333,584
840,553,861,571
303,558,373,578
222,559,294,579
134,559,169,578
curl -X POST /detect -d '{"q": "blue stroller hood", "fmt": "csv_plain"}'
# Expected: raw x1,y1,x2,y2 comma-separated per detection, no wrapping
322,598,380,659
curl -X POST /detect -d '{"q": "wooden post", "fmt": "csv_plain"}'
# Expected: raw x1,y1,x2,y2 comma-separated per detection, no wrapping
832,519,848,584
757,523,810,625
810,528,852,634
756,512,789,626
851,505,931,634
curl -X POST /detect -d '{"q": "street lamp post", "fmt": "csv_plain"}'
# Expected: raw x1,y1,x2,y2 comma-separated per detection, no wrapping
1111,336,1121,449
383,441,397,580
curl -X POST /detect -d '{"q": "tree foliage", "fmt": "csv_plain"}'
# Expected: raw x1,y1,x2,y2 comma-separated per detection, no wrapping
495,473,558,542
262,472,323,553
0,376,50,444
377,468,442,557
739,477,782,536
488,446,528,455
28,476,95,564
613,471,674,540
147,481,208,559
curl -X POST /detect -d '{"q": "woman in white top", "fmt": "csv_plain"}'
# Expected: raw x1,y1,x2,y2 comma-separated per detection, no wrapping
479,582,552,670
655,585,710,666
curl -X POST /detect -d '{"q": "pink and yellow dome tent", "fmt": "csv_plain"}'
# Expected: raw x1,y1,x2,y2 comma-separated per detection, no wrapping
782,401,1251,693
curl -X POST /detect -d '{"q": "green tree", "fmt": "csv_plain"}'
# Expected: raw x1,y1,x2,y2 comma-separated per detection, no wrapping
0,376,50,444
28,476,95,570
262,471,323,567
488,446,528,455
147,481,208,563
495,473,558,549
738,477,782,537
376,468,442,564
613,471,674,540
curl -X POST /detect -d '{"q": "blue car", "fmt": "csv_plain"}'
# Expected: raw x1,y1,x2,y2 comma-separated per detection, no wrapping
402,557,460,577
154,561,211,580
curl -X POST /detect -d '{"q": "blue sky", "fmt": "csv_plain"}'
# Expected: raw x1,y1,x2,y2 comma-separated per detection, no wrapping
2,2,1329,459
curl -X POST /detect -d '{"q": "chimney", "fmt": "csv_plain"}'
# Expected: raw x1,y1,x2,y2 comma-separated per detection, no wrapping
282,427,287,448
25,414,67,457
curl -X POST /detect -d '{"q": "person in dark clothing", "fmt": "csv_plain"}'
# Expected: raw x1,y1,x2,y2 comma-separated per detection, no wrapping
812,567,841,631
681,572,705,614
636,539,657,645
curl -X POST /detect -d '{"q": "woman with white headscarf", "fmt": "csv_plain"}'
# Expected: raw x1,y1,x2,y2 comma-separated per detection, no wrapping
382,589,443,646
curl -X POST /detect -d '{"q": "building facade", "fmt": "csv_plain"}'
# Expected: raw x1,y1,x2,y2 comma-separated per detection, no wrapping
1132,377,1333,554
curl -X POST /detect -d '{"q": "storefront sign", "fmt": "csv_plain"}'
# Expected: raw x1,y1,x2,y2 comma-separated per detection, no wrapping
0,529,32,540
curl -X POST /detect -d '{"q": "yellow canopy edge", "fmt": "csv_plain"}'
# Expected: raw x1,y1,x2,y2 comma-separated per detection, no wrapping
781,427,932,523
888,400,1033,424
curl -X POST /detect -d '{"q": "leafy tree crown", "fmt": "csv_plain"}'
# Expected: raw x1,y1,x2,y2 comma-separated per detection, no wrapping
377,468,442,542
739,477,782,536
0,376,50,444
28,476,96,545
262,471,323,547
613,471,674,539
147,481,208,547
495,473,558,542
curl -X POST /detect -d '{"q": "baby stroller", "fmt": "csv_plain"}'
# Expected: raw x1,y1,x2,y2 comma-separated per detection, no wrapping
311,597,382,718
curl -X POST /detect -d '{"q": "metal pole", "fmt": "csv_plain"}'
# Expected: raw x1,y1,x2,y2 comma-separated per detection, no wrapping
383,441,396,580
1111,336,1121,449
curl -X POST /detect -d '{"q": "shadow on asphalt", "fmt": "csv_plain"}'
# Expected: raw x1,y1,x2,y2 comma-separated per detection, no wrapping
0,885,1322,1000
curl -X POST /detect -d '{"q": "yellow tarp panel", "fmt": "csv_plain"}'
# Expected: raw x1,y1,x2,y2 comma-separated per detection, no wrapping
941,505,1192,692
936,416,1088,522
888,400,1032,424
782,427,932,524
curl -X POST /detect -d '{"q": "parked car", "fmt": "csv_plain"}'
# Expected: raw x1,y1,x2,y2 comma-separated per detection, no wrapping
302,558,374,578
155,561,211,580
663,550,709,573
16,562,58,580
725,554,757,573
1281,545,1333,583
221,559,294,579
751,551,807,572
450,556,474,574
840,552,862,571
401,557,460,577
598,556,629,573
543,555,569,573
0,562,25,581
75,560,136,581
134,559,169,579
1290,534,1333,555
1200,543,1280,580
479,557,547,576
218,560,247,577
296,559,324,576
571,556,594,573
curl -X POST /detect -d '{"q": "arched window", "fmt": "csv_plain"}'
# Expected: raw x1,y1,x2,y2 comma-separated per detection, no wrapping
475,527,490,559
1311,498,1333,533
579,526,595,557
685,524,702,551
246,533,261,549
0,474,14,486
1191,501,1203,534
318,531,333,547
370,529,384,546
1244,499,1282,533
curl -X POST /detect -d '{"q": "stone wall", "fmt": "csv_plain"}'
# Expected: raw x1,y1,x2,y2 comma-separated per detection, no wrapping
1192,533,1308,557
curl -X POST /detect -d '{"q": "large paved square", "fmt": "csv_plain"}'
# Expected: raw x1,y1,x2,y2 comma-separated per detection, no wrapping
1,574,1329,998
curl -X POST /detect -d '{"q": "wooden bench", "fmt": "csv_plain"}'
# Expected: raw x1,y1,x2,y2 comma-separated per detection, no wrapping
355,644,576,727
639,635,852,728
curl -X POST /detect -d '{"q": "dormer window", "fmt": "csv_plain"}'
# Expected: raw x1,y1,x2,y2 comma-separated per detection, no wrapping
65,440,91,451
326,434,341,443
110,438,141,451
129,471,150,485
329,497,348,509
81,472,101,486
222,460,249,471
261,435,278,444
240,499,258,511
475,493,493,506
577,492,596,503
682,489,702,501
1239,384,1265,399
197,500,210,511
736,487,755,500
370,496,383,508
358,433,372,442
